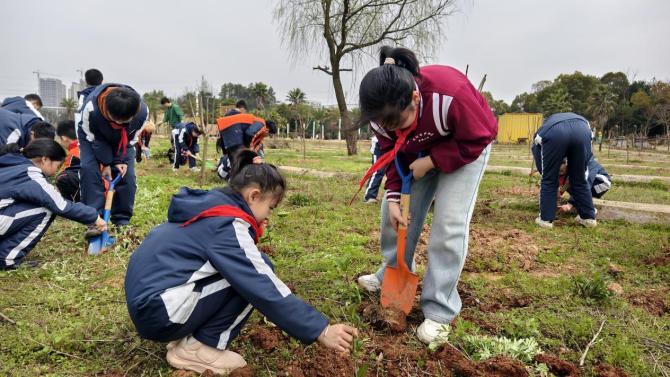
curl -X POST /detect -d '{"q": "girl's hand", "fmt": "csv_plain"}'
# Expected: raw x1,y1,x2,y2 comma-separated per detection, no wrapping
115,163,128,177
101,165,112,179
317,324,359,352
557,204,574,213
409,156,434,180
388,201,408,231
94,216,107,232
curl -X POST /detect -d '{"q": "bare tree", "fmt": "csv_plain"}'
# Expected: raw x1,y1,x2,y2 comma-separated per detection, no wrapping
274,0,455,155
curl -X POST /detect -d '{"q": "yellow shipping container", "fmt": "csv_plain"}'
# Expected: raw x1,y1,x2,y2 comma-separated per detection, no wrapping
496,113,544,144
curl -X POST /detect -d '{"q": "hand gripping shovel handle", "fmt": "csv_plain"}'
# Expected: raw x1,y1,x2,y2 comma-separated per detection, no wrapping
88,175,121,255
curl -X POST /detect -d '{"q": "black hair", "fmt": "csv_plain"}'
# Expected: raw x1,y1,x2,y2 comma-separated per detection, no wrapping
266,120,277,135
24,94,43,108
160,97,171,105
0,139,66,161
106,88,141,122
56,120,76,140
235,100,247,110
358,46,421,130
31,121,56,140
229,149,285,202
85,69,103,86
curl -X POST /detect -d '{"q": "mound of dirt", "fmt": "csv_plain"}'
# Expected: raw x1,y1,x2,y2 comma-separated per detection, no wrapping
645,246,670,266
626,289,669,316
534,354,580,376
281,347,353,377
432,345,529,377
595,363,630,377
465,228,540,272
358,302,408,332
250,326,285,350
229,366,255,377
460,283,532,314
258,244,276,257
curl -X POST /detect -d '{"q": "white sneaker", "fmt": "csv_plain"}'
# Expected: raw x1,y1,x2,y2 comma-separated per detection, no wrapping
364,198,378,204
357,274,381,292
416,318,449,344
535,216,553,228
190,167,199,172
166,336,246,374
575,215,597,228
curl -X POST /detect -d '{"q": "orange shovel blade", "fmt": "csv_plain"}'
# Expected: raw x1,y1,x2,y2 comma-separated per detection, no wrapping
380,227,419,315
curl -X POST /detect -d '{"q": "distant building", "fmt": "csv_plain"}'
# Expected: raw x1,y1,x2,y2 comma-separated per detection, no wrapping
39,77,66,107
69,80,85,100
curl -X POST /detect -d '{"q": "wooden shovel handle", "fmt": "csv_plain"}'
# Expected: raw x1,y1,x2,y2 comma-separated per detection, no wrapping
396,193,411,271
104,189,115,211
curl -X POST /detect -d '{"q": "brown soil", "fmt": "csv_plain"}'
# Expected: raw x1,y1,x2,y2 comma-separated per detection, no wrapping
358,302,408,332
645,246,670,266
626,289,670,316
534,354,580,376
258,244,276,257
431,345,529,377
229,366,255,377
413,224,431,269
245,325,286,351
465,228,540,272
460,282,532,314
595,363,630,377
281,346,354,377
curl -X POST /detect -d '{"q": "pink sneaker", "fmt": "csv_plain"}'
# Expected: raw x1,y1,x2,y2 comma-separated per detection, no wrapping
166,336,246,374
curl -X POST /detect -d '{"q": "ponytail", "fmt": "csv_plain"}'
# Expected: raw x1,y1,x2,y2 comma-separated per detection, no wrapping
0,139,66,161
359,46,421,130
229,149,286,202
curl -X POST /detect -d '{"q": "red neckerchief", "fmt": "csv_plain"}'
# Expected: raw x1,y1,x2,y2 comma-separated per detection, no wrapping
181,205,263,243
350,112,419,204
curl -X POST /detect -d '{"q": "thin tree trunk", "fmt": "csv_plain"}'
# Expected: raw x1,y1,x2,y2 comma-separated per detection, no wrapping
331,62,357,155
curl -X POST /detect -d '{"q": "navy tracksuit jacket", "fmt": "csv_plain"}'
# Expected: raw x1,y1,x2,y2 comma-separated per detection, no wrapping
216,111,266,180
565,157,612,205
532,112,596,222
125,187,328,350
364,136,385,201
76,83,149,225
0,153,98,268
1,97,44,120
172,122,200,169
0,107,41,148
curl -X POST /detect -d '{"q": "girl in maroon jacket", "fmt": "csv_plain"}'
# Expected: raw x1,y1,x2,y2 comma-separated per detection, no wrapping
356,46,498,344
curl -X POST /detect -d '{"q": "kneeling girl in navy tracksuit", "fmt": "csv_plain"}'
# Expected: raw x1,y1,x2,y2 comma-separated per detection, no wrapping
125,149,358,375
0,140,106,269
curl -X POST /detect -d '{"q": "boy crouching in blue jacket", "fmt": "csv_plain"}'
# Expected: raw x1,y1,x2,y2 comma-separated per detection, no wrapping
124,149,358,375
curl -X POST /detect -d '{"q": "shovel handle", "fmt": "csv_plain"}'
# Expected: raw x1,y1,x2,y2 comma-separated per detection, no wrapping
104,188,115,211
396,193,411,271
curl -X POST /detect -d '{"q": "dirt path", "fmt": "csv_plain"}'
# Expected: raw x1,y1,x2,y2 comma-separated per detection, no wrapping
486,165,670,184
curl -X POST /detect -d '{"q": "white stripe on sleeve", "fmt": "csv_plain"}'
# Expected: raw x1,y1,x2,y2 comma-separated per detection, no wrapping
27,167,67,210
233,219,291,297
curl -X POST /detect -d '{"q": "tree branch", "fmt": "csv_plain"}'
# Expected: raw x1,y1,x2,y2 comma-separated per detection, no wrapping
313,65,333,75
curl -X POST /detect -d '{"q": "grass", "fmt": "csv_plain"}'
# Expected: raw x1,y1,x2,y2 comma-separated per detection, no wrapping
0,138,668,376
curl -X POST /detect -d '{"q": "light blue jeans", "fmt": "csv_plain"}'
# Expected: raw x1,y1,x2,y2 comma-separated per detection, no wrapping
374,144,491,324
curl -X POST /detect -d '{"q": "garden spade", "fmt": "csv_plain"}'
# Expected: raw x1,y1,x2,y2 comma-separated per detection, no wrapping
380,154,419,315
88,175,121,255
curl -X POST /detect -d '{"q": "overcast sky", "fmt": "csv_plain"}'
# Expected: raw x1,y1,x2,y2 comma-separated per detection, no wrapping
1,0,668,106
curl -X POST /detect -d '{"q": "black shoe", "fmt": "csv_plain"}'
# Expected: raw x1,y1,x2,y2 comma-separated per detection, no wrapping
2,260,40,270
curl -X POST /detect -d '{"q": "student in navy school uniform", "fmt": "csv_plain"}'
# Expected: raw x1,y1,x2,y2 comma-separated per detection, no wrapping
363,135,385,203
556,156,612,214
55,120,82,202
0,108,55,148
77,83,148,234
0,140,105,270
125,149,358,375
75,69,104,127
215,109,277,180
171,122,203,172
355,46,497,345
1,94,44,120
531,112,597,228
